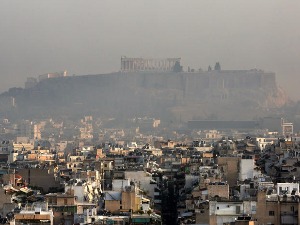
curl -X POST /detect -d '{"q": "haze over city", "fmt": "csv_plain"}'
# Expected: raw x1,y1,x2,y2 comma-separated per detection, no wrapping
1,0,300,100
2,1,300,225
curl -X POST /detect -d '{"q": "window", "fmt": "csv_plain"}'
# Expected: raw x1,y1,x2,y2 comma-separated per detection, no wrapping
236,206,241,214
64,198,68,205
291,206,295,212
269,211,275,216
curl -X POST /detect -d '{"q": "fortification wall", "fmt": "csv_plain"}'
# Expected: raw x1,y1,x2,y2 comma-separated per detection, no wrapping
118,70,276,91
0,70,283,121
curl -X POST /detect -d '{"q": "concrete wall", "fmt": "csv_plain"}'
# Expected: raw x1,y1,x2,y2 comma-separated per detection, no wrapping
57,196,75,206
208,183,229,200
122,191,140,212
105,200,120,213
218,157,239,187
18,168,61,193
239,159,254,181
0,191,13,215
124,171,156,198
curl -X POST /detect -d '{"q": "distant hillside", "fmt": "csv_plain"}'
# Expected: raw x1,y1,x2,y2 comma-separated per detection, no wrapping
0,70,289,122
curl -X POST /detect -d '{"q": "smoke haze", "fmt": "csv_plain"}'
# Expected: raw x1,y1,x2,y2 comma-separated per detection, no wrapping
1,0,299,99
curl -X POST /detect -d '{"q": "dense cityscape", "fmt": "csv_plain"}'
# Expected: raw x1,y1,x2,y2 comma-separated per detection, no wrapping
0,63,299,225
1,1,300,224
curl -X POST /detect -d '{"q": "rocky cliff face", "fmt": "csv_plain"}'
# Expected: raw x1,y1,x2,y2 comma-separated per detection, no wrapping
265,86,289,108
0,70,289,122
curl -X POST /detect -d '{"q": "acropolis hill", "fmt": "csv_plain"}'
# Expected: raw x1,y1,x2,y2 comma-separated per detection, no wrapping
0,61,289,122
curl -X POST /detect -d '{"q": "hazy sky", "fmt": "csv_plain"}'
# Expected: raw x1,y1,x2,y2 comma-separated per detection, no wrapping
1,0,300,99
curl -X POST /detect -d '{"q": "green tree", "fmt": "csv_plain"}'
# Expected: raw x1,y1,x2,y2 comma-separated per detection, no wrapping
173,61,183,72
214,62,221,71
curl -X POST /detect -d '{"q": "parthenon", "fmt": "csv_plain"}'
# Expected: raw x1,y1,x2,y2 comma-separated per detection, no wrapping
121,56,181,72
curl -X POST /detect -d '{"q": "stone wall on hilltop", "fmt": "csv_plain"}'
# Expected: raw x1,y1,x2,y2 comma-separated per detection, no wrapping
0,70,288,122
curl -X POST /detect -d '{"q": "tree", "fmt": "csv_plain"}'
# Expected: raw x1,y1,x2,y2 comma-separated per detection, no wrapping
173,61,183,72
214,62,221,71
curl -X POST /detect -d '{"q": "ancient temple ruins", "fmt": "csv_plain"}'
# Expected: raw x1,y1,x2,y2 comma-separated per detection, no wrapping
121,56,181,72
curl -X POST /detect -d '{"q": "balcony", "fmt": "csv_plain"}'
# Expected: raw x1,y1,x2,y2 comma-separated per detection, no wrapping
49,205,77,213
